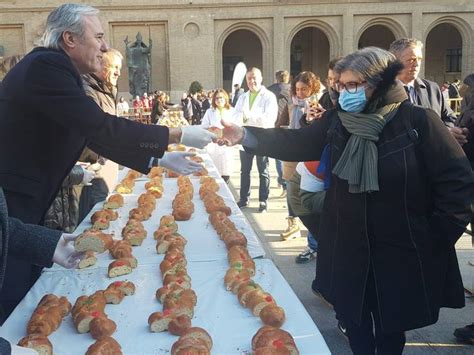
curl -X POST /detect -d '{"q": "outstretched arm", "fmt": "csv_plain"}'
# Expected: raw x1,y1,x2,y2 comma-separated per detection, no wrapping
219,111,332,162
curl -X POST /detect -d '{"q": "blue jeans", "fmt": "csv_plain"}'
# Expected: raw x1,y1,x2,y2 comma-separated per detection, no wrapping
308,232,318,251
275,159,286,189
300,214,319,251
239,150,270,203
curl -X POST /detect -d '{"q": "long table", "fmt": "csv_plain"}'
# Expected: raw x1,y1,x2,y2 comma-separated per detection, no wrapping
0,154,331,354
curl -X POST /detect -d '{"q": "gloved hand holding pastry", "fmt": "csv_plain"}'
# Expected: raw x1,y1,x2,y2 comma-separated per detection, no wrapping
52,233,85,269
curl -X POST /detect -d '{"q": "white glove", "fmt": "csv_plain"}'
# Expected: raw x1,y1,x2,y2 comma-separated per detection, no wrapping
52,234,85,269
158,151,203,175
80,166,96,185
11,345,39,355
180,126,216,149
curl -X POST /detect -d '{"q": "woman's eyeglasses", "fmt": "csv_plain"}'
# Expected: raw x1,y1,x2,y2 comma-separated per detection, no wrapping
336,81,367,94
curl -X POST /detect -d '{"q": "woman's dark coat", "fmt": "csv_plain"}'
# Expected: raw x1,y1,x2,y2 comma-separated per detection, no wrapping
43,165,84,233
244,84,474,332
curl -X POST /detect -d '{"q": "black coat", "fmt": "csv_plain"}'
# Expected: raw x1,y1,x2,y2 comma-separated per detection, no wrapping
190,98,203,125
0,47,169,224
201,99,211,116
456,75,474,165
319,91,336,111
0,47,169,312
267,82,291,128
244,92,473,331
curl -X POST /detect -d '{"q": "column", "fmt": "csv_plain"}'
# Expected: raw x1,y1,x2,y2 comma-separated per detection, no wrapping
411,8,425,78
342,12,354,56
273,15,286,75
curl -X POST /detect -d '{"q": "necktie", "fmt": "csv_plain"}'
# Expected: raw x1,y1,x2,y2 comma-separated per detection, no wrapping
404,86,414,104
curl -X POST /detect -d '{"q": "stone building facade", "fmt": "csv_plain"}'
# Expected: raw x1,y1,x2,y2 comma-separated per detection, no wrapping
0,0,473,100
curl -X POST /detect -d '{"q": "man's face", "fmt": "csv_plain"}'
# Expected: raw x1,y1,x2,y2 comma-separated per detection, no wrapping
327,69,337,90
70,15,108,74
397,46,423,84
246,70,263,92
102,56,122,87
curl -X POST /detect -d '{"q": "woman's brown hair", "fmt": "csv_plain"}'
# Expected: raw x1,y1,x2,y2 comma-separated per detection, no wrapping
290,71,321,97
211,88,230,110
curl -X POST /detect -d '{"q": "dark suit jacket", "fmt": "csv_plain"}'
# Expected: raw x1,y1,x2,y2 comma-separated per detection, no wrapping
414,77,457,125
267,82,291,127
0,47,169,224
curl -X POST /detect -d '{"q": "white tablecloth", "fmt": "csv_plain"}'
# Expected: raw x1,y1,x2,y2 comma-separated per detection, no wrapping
0,259,330,355
55,161,265,269
0,155,331,354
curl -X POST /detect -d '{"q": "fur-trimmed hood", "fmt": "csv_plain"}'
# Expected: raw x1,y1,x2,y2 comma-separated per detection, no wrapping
363,60,407,113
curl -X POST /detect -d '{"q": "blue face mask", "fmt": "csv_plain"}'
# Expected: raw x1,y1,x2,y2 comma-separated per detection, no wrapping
338,86,367,113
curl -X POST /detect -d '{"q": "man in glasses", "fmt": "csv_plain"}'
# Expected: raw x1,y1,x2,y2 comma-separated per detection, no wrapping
389,38,468,144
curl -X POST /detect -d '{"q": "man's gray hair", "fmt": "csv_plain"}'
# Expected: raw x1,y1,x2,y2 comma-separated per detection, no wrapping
40,3,99,50
334,47,397,89
389,38,423,56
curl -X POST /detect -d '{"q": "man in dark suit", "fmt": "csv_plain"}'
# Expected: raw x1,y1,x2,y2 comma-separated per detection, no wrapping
389,38,468,144
0,3,214,319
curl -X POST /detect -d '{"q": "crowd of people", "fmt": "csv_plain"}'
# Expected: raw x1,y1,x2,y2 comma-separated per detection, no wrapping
0,4,216,353
0,2,473,355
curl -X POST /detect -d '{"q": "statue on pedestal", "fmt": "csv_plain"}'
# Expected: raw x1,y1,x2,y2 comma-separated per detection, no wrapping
124,32,152,97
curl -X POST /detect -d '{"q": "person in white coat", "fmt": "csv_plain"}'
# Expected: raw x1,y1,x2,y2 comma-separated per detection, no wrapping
233,67,278,212
201,89,237,182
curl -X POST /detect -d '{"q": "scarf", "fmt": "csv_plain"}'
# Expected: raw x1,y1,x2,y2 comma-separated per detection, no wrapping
289,96,306,129
332,102,401,193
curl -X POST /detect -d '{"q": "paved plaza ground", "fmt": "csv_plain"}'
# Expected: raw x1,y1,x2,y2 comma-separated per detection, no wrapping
224,147,474,354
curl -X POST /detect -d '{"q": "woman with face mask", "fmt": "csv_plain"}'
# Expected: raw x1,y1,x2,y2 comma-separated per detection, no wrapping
218,46,474,354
